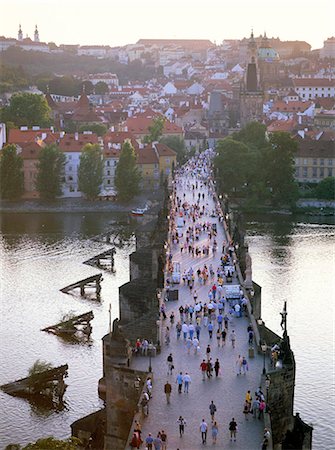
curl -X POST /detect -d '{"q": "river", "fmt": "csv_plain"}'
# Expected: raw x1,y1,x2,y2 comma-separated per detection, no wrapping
0,212,334,449
245,213,335,450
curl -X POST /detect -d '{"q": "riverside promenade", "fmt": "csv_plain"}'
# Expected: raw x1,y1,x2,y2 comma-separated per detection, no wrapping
131,156,266,449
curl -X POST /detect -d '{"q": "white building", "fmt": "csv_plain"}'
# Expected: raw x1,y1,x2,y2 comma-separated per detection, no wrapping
0,123,6,149
293,78,335,100
88,73,119,88
78,46,110,58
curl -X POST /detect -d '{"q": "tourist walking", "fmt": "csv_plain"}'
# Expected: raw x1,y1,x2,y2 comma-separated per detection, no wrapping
153,433,162,450
160,430,167,450
167,353,174,375
209,400,217,420
177,416,186,437
183,372,191,393
214,358,220,377
176,372,183,394
241,356,248,375
200,419,208,444
229,418,237,441
211,421,219,444
164,381,172,404
206,344,211,360
230,330,236,348
200,359,207,381
145,433,154,449
236,355,242,375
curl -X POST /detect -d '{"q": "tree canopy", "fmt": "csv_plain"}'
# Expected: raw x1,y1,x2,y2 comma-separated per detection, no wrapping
315,177,335,200
78,143,103,200
36,144,65,200
144,116,165,144
1,93,52,128
94,81,109,95
214,122,299,207
5,436,81,450
78,123,107,136
160,135,187,165
114,140,141,202
0,144,24,200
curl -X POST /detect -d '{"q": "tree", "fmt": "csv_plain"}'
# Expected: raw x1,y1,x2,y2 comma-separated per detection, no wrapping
144,116,165,144
267,132,299,206
5,436,82,449
94,81,109,95
315,177,335,200
115,140,141,202
0,144,24,200
79,123,107,137
1,93,52,127
160,136,187,165
36,144,65,200
214,138,250,193
78,143,103,200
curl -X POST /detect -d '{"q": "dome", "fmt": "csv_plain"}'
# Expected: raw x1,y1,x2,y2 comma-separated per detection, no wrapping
258,47,279,61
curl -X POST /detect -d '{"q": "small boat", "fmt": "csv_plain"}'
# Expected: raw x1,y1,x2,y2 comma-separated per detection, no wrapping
131,208,146,216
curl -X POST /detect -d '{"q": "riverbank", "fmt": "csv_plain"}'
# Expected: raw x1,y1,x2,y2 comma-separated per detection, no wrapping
0,192,155,214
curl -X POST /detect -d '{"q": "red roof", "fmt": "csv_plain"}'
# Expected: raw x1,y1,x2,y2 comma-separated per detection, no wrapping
267,119,297,133
125,116,182,136
136,146,159,164
293,78,335,88
19,142,43,159
271,101,313,113
103,131,139,150
8,128,56,144
154,143,177,157
58,133,98,152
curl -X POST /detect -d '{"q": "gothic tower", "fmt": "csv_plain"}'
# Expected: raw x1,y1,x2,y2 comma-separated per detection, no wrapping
239,30,264,127
34,25,40,42
18,24,23,41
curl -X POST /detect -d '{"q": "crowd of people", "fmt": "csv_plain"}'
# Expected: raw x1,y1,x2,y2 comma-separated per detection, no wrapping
131,150,270,449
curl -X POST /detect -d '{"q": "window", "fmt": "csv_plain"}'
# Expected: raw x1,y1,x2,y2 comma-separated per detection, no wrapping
313,158,317,165
329,159,333,166
295,167,300,177
303,167,308,178
319,168,324,178
114,160,118,167
320,159,324,166
303,159,308,165
70,185,75,192
312,167,317,177
68,155,72,160
106,160,110,166
68,176,73,181
69,166,72,171
107,179,111,184
107,170,110,176
328,168,333,177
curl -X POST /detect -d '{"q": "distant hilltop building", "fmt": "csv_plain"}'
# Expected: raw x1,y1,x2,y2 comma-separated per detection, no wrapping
0,24,49,52
320,37,335,59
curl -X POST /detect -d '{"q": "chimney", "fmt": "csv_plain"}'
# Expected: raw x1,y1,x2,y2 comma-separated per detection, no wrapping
108,142,112,149
111,126,115,132
20,126,28,131
60,131,65,138
41,132,47,140
74,132,79,141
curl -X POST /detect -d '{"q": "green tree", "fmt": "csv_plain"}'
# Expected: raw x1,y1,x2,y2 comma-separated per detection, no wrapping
267,132,299,206
36,144,65,200
315,177,335,200
79,123,107,136
115,140,141,202
1,93,52,127
94,81,109,95
144,116,165,144
78,143,103,200
160,136,186,164
9,436,81,449
0,144,24,200
214,138,250,193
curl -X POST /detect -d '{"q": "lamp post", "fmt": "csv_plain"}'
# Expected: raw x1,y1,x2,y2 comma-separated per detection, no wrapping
265,375,271,412
148,351,152,373
261,343,267,375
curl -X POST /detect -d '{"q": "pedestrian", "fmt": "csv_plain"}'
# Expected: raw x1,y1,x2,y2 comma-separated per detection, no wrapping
259,399,266,419
195,323,201,340
230,329,236,348
208,321,214,339
211,421,219,444
221,328,227,345
241,356,248,375
176,372,183,394
200,419,208,444
206,359,213,378
243,400,250,420
214,358,220,377
252,397,260,418
160,430,167,450
245,390,252,411
206,344,211,360
167,353,174,375
145,433,154,449
200,359,207,381
146,377,152,397
165,326,170,345
153,433,162,450
177,416,186,437
141,392,149,416
176,321,182,340
193,337,200,354
216,328,221,346
182,322,189,340
236,355,242,376
164,381,172,404
183,372,191,393
229,417,237,441
209,400,217,420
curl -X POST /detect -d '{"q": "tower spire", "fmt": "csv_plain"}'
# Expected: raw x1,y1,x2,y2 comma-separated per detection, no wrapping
18,24,23,41
34,25,40,42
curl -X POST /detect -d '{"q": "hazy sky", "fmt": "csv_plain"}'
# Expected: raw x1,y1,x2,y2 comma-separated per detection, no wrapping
3,0,334,49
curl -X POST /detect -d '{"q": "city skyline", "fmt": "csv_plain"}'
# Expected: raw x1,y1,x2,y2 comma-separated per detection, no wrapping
3,0,335,50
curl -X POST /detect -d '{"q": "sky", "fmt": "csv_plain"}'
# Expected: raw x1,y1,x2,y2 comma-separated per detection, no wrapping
3,0,335,50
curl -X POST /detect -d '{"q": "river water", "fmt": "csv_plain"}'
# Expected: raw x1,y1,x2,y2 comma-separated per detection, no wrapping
0,212,334,449
245,214,335,450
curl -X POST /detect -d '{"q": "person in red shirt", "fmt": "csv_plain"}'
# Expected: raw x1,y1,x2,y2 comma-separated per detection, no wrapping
200,359,207,381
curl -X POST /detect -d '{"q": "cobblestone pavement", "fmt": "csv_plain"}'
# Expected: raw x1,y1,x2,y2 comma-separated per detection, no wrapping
132,170,265,450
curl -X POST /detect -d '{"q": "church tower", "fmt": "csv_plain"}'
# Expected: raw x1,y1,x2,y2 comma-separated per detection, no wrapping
18,24,23,41
34,25,40,42
239,30,264,127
